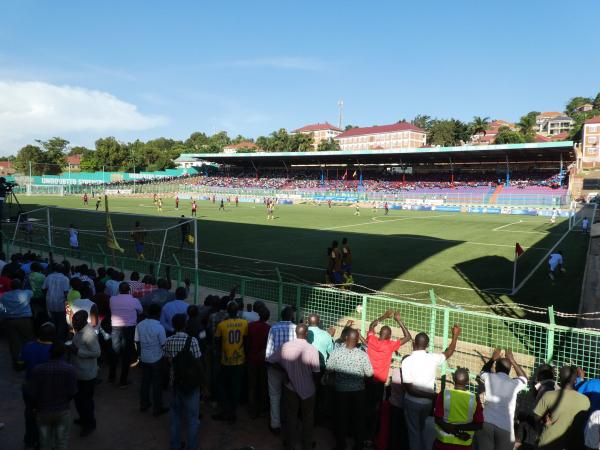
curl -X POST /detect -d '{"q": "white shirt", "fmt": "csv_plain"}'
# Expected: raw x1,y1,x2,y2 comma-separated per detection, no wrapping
71,298,97,329
69,228,78,247
585,410,600,449
401,350,446,405
548,253,563,271
480,371,527,441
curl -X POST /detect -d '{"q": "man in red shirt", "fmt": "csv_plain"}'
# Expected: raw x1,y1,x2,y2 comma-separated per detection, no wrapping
246,307,271,418
365,309,412,444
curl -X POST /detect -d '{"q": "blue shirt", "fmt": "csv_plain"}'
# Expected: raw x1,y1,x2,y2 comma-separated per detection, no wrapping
308,326,334,368
20,340,52,379
160,300,189,333
576,378,600,412
0,289,33,318
135,318,167,363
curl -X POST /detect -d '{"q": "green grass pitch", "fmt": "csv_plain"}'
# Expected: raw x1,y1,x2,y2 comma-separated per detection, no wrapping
10,195,589,316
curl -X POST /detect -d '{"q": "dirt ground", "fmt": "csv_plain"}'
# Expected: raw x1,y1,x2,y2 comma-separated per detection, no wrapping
0,338,335,450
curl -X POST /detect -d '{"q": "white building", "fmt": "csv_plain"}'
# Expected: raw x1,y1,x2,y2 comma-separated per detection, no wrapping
334,122,426,151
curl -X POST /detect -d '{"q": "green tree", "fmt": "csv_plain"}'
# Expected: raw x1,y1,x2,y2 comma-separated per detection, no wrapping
517,112,538,138
428,119,468,146
316,138,341,152
344,125,358,131
290,133,314,152
185,132,210,151
412,115,432,131
35,137,69,174
494,127,525,144
566,96,593,116
469,116,490,137
68,146,91,156
206,131,231,153
593,92,600,110
13,145,45,175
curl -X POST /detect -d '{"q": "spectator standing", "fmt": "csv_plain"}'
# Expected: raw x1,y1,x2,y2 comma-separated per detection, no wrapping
585,410,600,450
109,282,143,387
71,310,101,437
141,278,175,307
247,306,271,418
213,301,248,422
325,328,374,450
365,310,412,443
30,342,78,450
307,313,334,369
27,262,46,314
160,287,190,335
389,366,409,450
19,322,55,449
269,324,320,450
534,365,591,450
128,272,144,295
265,306,297,433
104,272,121,297
135,303,168,416
401,325,461,450
433,368,483,450
0,279,34,369
42,264,70,339
164,314,203,450
477,348,528,450
576,368,600,413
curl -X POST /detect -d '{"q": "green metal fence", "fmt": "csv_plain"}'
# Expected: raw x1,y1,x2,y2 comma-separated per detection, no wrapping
6,236,600,384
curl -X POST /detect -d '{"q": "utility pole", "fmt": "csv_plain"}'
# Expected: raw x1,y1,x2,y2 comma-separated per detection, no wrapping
338,100,344,130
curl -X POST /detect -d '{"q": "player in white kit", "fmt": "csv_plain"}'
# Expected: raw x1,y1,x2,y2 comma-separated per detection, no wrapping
548,250,564,281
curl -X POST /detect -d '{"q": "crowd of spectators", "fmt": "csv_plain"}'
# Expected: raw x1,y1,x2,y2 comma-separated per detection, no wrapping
1,250,599,450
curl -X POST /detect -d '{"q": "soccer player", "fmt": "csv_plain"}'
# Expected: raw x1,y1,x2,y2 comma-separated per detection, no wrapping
582,217,590,233
175,196,179,210
330,240,343,285
191,200,197,217
354,203,360,216
219,199,225,211
235,196,239,207
95,198,101,211
212,195,216,204
548,250,564,281
372,201,377,213
157,198,163,212
153,193,157,205
384,202,389,215
83,193,88,206
132,221,147,260
267,200,274,220
69,224,79,250
328,199,332,209
550,208,558,224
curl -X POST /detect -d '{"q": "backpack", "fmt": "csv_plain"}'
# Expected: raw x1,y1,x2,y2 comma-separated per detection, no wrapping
172,336,202,393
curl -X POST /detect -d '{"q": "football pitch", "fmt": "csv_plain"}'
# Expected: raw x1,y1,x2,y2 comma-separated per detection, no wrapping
12,195,590,316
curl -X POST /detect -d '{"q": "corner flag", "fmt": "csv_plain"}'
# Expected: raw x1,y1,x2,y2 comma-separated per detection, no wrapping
515,243,524,257
105,195,124,253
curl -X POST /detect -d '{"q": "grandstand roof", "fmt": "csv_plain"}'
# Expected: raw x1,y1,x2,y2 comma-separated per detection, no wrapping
175,141,575,167
293,122,342,133
335,122,424,138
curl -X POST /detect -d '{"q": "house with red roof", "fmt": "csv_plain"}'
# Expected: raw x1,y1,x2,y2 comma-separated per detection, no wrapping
469,120,516,145
66,155,81,172
0,161,15,176
291,122,342,149
334,122,426,151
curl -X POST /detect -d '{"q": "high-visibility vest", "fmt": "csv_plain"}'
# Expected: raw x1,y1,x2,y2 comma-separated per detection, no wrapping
435,389,477,447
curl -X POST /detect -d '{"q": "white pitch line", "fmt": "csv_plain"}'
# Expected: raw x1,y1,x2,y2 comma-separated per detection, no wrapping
197,249,475,291
492,220,523,231
322,214,450,231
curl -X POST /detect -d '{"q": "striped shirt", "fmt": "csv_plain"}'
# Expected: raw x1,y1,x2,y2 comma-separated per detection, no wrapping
164,332,202,359
269,338,320,399
265,321,296,359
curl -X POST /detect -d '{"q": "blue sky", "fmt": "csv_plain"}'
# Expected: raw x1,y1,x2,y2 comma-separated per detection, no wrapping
0,0,598,154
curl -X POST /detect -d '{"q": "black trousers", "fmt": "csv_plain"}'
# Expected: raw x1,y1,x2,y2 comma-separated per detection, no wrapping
74,379,96,429
140,360,164,412
108,326,136,384
365,380,385,441
334,389,366,450
23,386,38,446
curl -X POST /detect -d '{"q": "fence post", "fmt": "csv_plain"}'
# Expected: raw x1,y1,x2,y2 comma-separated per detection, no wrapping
429,289,437,353
546,306,556,364
172,254,182,286
295,285,302,321
194,268,199,306
441,308,450,390
361,295,368,336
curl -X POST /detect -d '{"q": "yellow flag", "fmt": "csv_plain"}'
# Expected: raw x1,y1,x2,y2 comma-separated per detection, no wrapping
105,195,124,253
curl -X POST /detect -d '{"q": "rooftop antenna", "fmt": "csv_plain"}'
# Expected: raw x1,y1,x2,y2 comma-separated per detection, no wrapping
338,99,344,130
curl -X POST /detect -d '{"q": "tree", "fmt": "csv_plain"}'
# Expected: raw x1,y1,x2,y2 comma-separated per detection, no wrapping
13,145,45,175
469,116,490,136
35,137,69,174
316,138,341,152
68,146,91,156
185,132,209,151
290,133,314,152
427,119,469,146
412,115,432,131
594,92,600,110
494,128,525,144
517,112,538,138
344,125,358,131
206,131,231,153
566,96,593,116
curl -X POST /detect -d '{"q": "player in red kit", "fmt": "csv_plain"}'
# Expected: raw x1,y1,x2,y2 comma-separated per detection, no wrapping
191,200,197,217
384,202,389,215
83,193,88,206
235,196,239,207
175,196,179,210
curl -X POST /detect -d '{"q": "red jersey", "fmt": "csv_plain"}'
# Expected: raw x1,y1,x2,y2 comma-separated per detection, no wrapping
366,331,402,383
247,321,271,365
192,203,197,211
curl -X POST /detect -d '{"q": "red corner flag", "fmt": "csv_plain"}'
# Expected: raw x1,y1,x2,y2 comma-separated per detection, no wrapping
515,243,524,257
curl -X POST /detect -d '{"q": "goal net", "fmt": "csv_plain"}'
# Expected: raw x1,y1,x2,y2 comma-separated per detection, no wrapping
10,206,199,270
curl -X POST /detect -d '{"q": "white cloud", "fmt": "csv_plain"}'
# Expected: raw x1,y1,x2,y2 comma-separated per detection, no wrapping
216,57,325,71
0,80,167,152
